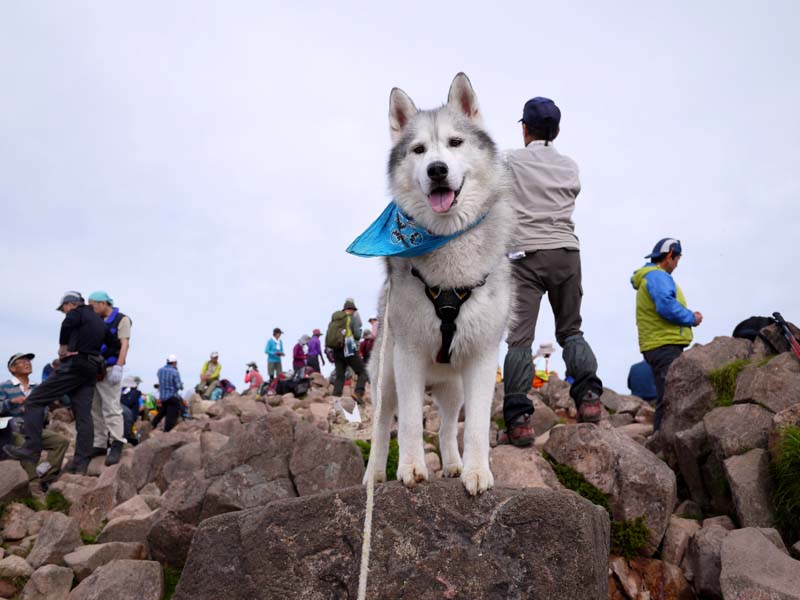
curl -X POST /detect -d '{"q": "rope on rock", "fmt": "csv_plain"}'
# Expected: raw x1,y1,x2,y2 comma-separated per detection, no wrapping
357,279,391,600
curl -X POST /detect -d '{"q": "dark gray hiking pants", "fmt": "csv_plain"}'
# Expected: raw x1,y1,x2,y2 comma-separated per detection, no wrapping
503,249,603,425
643,344,685,431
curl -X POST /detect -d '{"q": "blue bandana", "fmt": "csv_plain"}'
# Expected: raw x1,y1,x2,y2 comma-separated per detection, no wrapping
346,201,485,258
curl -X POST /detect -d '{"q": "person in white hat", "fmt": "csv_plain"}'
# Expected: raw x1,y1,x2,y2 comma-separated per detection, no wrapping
195,352,221,399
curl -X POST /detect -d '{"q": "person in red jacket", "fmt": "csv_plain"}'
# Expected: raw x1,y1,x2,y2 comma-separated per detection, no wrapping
244,362,264,393
359,330,375,364
293,335,309,373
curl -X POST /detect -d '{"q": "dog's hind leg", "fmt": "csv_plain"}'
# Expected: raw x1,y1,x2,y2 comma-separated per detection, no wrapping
394,350,429,487
432,379,463,478
364,345,396,485
460,353,497,495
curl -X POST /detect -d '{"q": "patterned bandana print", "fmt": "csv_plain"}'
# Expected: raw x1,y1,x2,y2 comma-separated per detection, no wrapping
346,201,485,258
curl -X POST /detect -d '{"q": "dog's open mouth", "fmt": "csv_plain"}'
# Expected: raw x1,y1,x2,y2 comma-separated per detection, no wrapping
428,181,463,214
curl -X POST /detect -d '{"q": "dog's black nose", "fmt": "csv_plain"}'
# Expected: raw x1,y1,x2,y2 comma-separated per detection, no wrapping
427,161,449,182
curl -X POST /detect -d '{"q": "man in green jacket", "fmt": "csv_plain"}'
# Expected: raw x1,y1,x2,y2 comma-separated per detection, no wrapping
631,238,702,431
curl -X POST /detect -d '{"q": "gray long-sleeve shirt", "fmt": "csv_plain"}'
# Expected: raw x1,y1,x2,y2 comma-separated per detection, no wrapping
505,141,581,252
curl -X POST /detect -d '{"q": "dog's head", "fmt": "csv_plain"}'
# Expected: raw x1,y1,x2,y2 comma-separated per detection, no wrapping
387,73,499,236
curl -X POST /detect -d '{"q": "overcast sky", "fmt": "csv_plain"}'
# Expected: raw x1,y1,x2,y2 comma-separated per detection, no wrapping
1,1,798,397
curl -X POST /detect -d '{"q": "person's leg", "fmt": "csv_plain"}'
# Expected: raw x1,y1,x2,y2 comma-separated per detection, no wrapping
205,380,219,399
90,386,107,451
547,249,603,413
644,345,684,431
503,253,546,429
307,355,320,373
40,429,69,483
70,383,96,466
122,405,134,442
348,353,368,397
267,362,278,380
332,349,347,396
151,401,166,429
164,397,180,432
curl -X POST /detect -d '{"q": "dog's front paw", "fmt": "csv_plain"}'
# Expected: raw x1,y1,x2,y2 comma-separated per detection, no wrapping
461,466,494,496
363,469,386,485
397,462,429,488
441,458,463,478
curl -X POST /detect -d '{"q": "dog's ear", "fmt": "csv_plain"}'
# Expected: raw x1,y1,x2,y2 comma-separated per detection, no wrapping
447,72,482,125
389,87,417,142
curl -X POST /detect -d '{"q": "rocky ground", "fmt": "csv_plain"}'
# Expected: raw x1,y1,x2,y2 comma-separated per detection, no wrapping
0,322,798,599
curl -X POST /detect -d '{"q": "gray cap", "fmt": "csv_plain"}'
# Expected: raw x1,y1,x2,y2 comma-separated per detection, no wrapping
56,291,84,311
7,352,35,370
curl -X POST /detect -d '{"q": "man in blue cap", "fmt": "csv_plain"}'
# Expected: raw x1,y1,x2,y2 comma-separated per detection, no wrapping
88,291,131,466
631,238,702,431
500,96,605,446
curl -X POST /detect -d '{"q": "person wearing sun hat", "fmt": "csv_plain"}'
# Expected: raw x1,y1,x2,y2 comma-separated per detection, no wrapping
306,329,325,373
0,353,69,492
196,351,222,399
631,238,703,431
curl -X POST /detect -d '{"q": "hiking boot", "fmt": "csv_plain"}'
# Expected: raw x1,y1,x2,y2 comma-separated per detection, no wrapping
65,460,89,475
497,414,535,447
105,441,124,466
3,445,40,465
89,446,107,458
577,391,602,424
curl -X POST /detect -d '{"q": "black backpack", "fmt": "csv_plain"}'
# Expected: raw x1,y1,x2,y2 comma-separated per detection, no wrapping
732,316,776,341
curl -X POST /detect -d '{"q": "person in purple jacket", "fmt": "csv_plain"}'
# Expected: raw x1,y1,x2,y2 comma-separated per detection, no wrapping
306,329,325,373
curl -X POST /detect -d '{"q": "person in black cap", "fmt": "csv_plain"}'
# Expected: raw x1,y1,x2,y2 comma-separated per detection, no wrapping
326,299,368,403
500,97,605,446
631,238,702,431
4,291,107,475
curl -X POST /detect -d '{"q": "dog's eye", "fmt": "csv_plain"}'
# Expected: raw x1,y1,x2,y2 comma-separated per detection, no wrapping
412,144,426,155
448,138,463,148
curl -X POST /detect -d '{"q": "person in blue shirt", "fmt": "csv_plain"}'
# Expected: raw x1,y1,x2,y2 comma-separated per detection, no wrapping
627,360,657,402
152,355,183,432
265,328,285,380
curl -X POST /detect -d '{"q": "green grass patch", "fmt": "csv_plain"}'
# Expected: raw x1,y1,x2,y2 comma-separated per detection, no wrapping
354,438,399,481
708,359,750,406
45,490,70,513
545,453,651,558
18,496,44,512
611,516,650,559
80,530,98,545
492,417,506,431
771,425,800,543
545,454,609,511
163,564,183,600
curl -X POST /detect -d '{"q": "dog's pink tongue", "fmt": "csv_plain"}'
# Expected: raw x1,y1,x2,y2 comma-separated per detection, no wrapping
428,190,455,213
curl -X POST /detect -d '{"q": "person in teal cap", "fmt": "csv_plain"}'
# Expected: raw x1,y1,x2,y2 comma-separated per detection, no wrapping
87,290,132,466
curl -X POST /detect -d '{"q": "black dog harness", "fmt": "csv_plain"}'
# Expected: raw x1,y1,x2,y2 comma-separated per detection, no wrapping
411,266,488,364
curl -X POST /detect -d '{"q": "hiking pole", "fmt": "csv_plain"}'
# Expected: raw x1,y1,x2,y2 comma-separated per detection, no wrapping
772,312,800,361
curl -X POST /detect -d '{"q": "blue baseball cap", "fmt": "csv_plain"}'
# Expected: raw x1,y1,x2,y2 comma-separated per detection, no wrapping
88,291,113,305
645,238,682,260
519,97,561,130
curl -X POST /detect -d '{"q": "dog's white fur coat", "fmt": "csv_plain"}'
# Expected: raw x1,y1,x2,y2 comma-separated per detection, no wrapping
365,73,513,495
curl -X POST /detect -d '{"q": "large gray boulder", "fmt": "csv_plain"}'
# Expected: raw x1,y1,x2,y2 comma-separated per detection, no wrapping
684,523,730,598
660,337,752,451
489,446,563,490
69,463,137,535
27,512,83,569
544,424,676,555
0,460,31,503
174,480,610,600
724,448,775,527
67,559,163,600
63,542,147,581
131,435,193,491
288,420,364,495
661,515,701,566
20,564,73,600
703,403,773,459
734,352,800,413
720,528,800,599
674,421,710,508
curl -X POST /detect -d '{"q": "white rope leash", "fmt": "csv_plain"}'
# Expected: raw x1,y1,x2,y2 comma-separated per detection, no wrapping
357,279,391,600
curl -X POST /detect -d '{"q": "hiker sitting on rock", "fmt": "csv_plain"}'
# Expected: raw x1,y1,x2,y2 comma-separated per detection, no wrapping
631,238,702,432
0,353,69,493
244,362,264,394
195,352,221,399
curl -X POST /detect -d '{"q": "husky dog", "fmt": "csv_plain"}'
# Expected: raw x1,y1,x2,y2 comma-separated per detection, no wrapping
366,73,513,495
